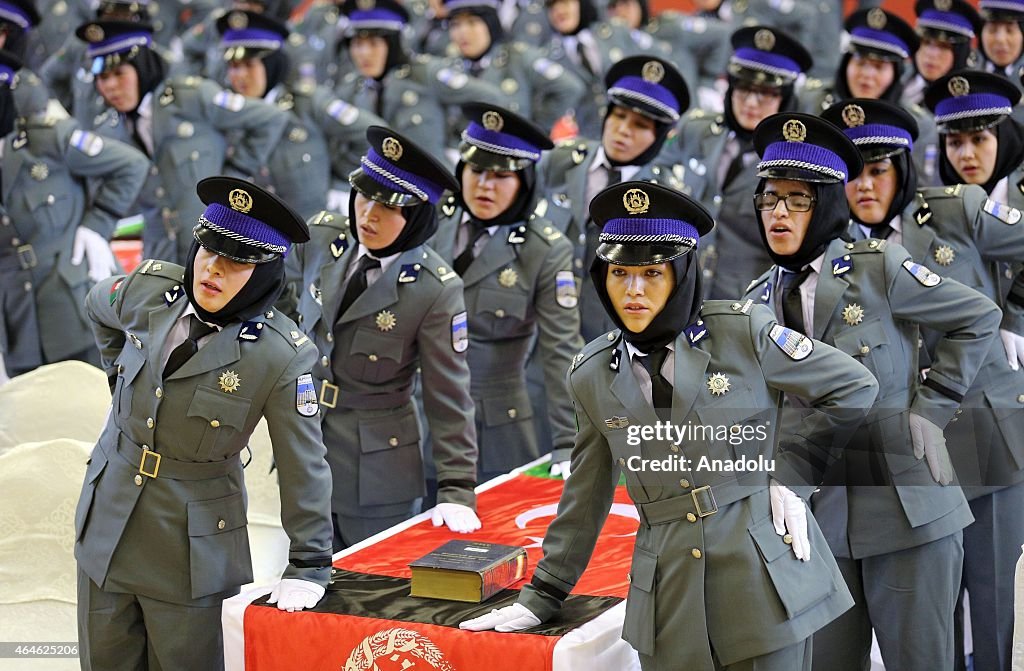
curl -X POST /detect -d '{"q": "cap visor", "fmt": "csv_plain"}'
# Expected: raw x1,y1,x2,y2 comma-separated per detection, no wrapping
596,241,694,266
349,169,425,207
459,144,534,171
194,226,278,264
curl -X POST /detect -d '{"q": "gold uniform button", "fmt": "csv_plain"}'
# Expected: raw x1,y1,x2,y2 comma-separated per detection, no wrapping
686,513,697,523
210,420,220,428
618,458,626,466
1018,394,1024,404
368,354,378,362
679,479,690,489
217,519,226,530
691,548,702,559
670,445,680,453
321,356,329,367
860,346,870,355
783,534,793,544
146,418,154,429
507,408,517,419
846,243,855,250
326,332,333,342
607,332,615,341
388,437,399,447
495,309,506,318
155,387,163,398
134,474,143,486
117,364,124,374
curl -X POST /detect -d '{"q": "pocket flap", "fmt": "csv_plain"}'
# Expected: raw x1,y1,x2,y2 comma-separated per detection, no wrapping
695,387,760,427
476,286,529,321
832,318,889,357
117,345,147,386
358,408,420,453
482,387,534,427
187,492,247,537
629,546,657,593
186,385,252,430
349,326,405,363
22,185,66,211
748,514,791,563
165,139,205,166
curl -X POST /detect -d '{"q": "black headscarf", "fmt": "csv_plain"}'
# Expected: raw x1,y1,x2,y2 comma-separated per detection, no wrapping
379,32,408,79
834,52,907,104
260,48,290,95
851,150,918,228
456,161,536,228
556,0,598,35
590,251,703,353
183,241,287,326
457,7,504,49
346,191,439,257
756,180,851,272
937,116,1024,193
128,47,167,109
723,75,798,143
915,39,973,82
0,86,14,138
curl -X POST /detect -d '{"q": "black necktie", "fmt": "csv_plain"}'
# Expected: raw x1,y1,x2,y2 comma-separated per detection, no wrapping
781,268,812,335
640,348,673,421
874,224,894,240
164,315,215,379
127,112,150,157
576,40,595,76
338,254,381,317
453,227,489,275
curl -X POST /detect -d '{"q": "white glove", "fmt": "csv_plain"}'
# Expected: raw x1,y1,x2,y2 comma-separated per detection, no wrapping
70,226,118,283
459,603,541,632
266,578,326,612
909,412,954,485
769,481,810,562
549,460,571,479
430,502,482,533
1000,329,1024,371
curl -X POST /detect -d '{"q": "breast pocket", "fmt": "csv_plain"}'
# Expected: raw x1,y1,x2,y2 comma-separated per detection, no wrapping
21,185,72,233
748,514,837,620
186,385,252,460
349,326,406,383
357,406,424,506
695,387,772,483
832,318,895,383
187,491,252,598
164,138,219,188
474,286,531,338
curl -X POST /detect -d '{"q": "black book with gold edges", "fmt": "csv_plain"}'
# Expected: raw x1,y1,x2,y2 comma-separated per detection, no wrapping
408,540,528,603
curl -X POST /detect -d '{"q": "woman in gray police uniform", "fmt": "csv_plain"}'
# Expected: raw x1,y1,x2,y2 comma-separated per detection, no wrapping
741,113,1001,671
76,176,334,670
76,19,287,266
462,179,880,670
433,102,582,481
912,73,1024,671
0,52,150,378
293,127,481,548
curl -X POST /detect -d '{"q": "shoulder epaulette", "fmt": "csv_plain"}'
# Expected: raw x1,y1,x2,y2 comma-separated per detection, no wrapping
843,238,887,254
570,330,620,372
416,247,458,283
135,259,185,282
307,210,346,230
260,311,312,350
701,298,756,317
526,218,564,245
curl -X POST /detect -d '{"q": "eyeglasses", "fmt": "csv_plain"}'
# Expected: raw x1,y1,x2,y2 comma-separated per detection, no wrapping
753,192,816,212
734,86,781,104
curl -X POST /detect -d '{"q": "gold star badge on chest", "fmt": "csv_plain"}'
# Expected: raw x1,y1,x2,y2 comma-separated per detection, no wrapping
30,163,48,180
707,372,731,396
218,370,241,393
842,303,865,326
375,310,397,332
934,245,955,266
498,268,518,288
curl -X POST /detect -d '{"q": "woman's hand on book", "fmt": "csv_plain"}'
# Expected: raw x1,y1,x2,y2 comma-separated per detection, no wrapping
459,603,541,632
431,502,482,533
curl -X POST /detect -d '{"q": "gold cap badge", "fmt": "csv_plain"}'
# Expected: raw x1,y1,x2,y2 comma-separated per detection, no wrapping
948,76,969,97
382,136,403,161
623,188,650,215
228,188,253,213
754,29,775,51
641,60,665,83
482,110,504,132
842,104,866,128
936,0,952,10
782,119,807,142
84,24,104,42
227,11,248,29
867,8,887,29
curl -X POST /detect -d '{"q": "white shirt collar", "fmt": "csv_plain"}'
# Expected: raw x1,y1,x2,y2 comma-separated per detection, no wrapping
355,243,401,272
991,175,1010,204
181,302,222,331
136,91,153,120
624,339,676,360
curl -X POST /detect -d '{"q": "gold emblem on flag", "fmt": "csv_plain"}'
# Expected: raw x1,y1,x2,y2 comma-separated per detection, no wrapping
482,110,504,132
227,11,247,29
641,60,665,83
382,136,403,161
842,303,865,326
218,370,241,393
228,188,253,213
344,628,454,671
623,188,650,215
375,310,397,332
783,119,807,142
842,104,866,128
754,29,775,51
867,8,887,29
498,268,518,287
934,245,955,266
30,163,48,180
84,24,104,42
707,372,731,396
948,76,970,97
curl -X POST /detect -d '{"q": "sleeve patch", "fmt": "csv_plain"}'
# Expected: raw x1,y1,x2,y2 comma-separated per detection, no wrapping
70,129,104,156
213,90,245,112
902,259,942,287
983,198,1022,225
555,270,578,308
109,278,124,305
296,373,319,417
534,57,564,80
769,324,813,360
451,311,468,353
326,99,359,126
437,68,468,89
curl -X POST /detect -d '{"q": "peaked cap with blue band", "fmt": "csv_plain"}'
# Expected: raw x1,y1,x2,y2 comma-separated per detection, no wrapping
459,102,554,171
753,112,863,184
604,55,689,125
340,0,408,36
915,0,982,43
980,0,1024,20
75,20,154,74
728,26,812,89
0,0,39,30
216,10,288,61
194,176,309,264
443,0,500,14
924,69,1022,133
0,49,22,88
845,8,919,62
590,181,714,266
350,126,459,207
821,98,919,163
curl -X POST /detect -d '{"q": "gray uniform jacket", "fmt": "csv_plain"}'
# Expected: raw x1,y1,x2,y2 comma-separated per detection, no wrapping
76,261,334,606
442,41,586,132
0,117,148,375
849,184,1024,493
656,110,771,300
799,83,942,187
91,76,288,265
643,12,730,93
290,2,350,89
22,0,92,71
743,237,1001,558
432,201,584,471
335,54,504,162
538,138,695,342
518,301,879,669
292,212,479,516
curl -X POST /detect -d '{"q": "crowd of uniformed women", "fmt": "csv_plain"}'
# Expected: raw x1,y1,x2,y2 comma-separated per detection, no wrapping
1,0,1024,668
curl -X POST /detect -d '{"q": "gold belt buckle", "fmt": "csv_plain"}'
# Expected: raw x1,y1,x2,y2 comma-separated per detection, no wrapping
16,244,37,270
139,447,162,478
320,380,339,409
691,485,718,518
